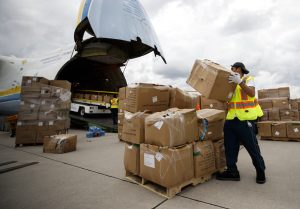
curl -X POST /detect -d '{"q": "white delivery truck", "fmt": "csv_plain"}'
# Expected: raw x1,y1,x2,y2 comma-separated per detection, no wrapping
70,90,118,116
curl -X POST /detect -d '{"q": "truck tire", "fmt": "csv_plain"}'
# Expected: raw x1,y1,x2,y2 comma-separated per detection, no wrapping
79,107,85,116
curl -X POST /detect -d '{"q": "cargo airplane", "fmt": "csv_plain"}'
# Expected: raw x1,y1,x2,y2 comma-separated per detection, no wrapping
0,0,165,116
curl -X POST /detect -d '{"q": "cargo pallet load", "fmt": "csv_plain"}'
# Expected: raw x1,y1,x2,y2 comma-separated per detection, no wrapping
257,87,300,142
121,82,226,198
15,76,71,147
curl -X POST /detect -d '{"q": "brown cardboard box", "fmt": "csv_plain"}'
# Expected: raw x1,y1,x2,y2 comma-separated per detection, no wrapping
97,95,103,102
49,80,71,90
268,109,280,121
103,95,112,103
15,125,37,145
260,110,269,121
290,99,299,110
118,99,126,112
84,94,91,100
272,97,290,109
38,110,58,121
292,110,299,121
19,99,40,113
125,83,170,113
200,97,227,110
258,98,273,110
193,141,216,177
186,59,237,102
118,112,124,125
140,143,194,188
145,108,199,147
118,124,123,140
169,87,200,109
124,143,140,175
91,94,98,101
43,134,77,153
280,109,292,121
258,87,290,99
197,109,225,141
21,76,49,87
40,85,51,98
257,121,272,137
286,122,300,138
18,112,39,121
36,124,57,143
119,87,127,100
122,111,150,144
272,122,287,138
213,139,226,170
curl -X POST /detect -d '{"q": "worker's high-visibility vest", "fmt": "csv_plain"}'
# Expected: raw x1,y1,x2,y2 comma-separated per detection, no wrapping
226,76,263,121
110,98,119,109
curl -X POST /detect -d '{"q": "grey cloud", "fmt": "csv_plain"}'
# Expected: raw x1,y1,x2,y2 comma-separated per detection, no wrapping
222,11,272,35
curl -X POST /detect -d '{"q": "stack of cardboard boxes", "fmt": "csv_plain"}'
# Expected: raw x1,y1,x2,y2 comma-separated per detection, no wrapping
16,76,71,146
257,87,300,141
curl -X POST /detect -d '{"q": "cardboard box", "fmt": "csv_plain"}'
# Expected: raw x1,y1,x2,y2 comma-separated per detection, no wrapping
197,109,225,141
268,109,280,121
36,124,58,143
258,121,272,137
200,97,227,110
119,87,127,100
91,94,98,101
18,112,39,121
213,139,226,170
260,110,269,121
140,143,194,188
186,59,237,102
272,122,287,138
43,134,77,153
286,122,300,138
125,83,170,113
49,80,71,90
118,124,123,140
118,112,124,125
258,98,273,110
97,95,103,102
124,143,140,175
272,97,290,109
19,99,40,113
21,76,49,87
169,87,200,109
193,141,216,177
290,99,299,110
122,111,150,144
145,108,199,147
258,87,290,99
15,125,37,145
280,109,292,121
103,95,112,103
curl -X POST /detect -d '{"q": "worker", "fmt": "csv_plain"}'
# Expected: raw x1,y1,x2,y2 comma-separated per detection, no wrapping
6,114,18,137
110,94,119,125
216,62,266,184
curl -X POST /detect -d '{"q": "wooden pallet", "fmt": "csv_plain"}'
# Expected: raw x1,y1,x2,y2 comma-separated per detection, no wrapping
125,171,142,184
125,170,214,199
260,137,300,142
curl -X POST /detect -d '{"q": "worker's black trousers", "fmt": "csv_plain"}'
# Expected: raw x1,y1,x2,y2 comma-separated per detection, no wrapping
224,118,266,172
111,108,118,125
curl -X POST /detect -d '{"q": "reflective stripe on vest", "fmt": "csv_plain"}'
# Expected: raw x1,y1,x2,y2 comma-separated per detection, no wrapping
226,76,263,121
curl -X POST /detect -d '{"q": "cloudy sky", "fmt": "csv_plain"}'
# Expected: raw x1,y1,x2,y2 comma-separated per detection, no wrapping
1,0,300,97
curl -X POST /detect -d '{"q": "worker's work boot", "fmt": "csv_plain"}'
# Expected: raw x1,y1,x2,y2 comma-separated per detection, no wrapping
216,169,240,181
256,170,266,184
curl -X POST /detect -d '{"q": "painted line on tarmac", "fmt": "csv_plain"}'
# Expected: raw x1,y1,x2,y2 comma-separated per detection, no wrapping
0,160,17,166
0,162,39,174
151,199,168,209
178,195,230,209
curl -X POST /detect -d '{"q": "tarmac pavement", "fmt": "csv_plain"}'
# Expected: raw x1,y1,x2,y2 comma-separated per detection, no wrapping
0,129,299,209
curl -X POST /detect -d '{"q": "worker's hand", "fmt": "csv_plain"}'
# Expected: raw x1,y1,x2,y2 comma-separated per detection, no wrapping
228,73,242,84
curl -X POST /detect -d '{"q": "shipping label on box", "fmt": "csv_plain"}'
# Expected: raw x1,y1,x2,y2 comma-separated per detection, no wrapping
186,59,237,102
